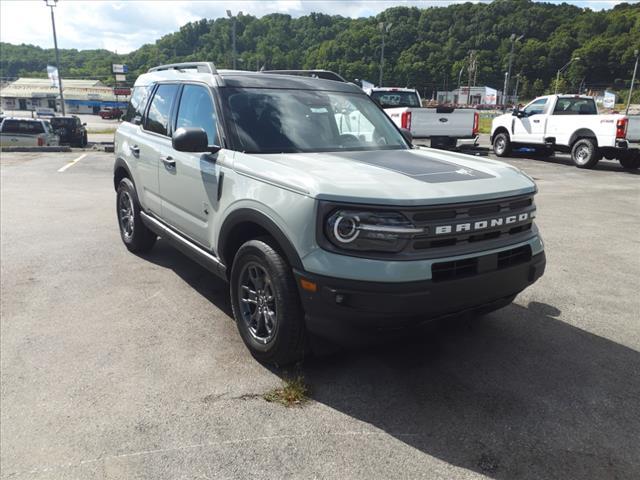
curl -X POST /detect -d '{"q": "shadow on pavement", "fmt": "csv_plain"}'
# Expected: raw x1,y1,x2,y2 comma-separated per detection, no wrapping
508,152,640,174
140,239,640,479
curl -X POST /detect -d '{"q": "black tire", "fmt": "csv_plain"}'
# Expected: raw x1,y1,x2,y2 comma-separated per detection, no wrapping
571,138,601,169
619,152,640,170
116,177,156,253
230,239,306,366
81,133,88,148
492,132,511,157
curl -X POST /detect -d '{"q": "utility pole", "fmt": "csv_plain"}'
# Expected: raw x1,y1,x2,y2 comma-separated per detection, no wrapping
226,10,242,69
626,49,639,116
505,34,524,107
44,0,65,115
378,21,392,87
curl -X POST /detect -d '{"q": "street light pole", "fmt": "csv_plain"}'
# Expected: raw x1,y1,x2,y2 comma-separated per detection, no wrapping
513,73,521,105
626,49,639,116
505,34,524,107
378,22,392,87
502,71,508,112
44,0,65,115
555,57,580,95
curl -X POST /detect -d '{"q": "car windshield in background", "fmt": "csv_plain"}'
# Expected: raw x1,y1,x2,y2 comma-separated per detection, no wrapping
1,120,44,134
370,91,421,108
221,88,408,154
553,98,597,115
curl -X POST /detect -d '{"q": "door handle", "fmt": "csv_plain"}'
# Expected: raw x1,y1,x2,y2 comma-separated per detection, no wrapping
160,155,176,167
533,119,540,123
130,144,140,156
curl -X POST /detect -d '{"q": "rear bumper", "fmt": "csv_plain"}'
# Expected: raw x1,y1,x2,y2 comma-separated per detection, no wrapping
295,251,545,342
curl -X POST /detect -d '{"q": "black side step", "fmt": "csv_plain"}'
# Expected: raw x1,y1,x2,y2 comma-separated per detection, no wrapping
141,212,227,281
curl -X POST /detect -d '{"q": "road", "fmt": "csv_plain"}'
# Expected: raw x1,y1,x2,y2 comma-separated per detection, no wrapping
1,151,639,479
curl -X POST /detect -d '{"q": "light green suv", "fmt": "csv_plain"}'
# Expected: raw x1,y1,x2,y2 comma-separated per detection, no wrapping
114,63,545,365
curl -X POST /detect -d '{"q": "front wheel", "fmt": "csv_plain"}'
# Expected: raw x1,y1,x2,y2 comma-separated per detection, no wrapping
116,178,157,253
230,239,306,366
492,132,511,157
571,138,601,169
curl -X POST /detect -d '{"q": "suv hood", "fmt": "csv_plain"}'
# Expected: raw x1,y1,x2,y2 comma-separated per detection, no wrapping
233,147,536,206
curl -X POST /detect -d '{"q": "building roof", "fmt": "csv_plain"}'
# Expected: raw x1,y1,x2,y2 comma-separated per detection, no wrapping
0,77,127,101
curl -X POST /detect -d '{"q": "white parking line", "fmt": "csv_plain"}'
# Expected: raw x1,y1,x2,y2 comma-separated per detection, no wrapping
57,153,88,173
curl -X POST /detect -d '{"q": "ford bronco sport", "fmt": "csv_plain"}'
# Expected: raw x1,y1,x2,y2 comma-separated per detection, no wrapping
114,62,545,365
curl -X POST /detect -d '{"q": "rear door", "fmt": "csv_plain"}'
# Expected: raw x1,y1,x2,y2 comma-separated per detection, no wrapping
135,84,178,216
512,98,548,144
158,83,223,248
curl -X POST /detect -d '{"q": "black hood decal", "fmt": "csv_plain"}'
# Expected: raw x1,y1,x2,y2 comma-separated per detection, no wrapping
339,150,495,183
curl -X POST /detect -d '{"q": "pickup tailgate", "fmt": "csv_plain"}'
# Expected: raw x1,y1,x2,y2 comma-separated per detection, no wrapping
387,107,476,138
627,116,640,144
0,133,40,147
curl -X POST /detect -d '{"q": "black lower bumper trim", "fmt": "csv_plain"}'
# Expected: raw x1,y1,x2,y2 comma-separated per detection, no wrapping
295,251,545,342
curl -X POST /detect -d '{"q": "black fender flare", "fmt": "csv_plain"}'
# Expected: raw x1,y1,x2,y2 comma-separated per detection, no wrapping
113,157,134,191
569,129,597,148
218,208,303,270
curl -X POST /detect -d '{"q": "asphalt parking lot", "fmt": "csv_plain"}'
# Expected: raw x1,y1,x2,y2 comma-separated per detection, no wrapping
1,150,639,479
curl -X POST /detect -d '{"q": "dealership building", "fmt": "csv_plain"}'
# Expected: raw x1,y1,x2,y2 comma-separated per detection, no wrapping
0,78,129,114
436,85,501,106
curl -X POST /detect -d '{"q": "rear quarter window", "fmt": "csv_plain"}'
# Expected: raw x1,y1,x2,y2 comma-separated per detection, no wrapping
124,85,152,124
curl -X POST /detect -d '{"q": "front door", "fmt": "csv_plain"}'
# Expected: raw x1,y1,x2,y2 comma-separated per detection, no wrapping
512,98,548,144
158,83,223,249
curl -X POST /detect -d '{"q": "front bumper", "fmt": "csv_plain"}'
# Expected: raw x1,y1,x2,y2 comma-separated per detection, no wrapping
294,250,545,342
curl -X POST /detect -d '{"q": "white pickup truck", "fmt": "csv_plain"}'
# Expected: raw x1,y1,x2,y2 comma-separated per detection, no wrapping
0,118,59,147
491,95,636,169
366,87,479,149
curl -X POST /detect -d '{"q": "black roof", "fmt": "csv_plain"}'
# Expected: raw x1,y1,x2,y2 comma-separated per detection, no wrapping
218,71,363,94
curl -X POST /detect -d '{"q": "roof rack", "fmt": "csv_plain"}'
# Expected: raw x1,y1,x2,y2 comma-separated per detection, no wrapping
261,70,346,83
148,62,218,74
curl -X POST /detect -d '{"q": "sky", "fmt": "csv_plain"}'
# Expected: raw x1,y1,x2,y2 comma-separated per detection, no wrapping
0,0,629,54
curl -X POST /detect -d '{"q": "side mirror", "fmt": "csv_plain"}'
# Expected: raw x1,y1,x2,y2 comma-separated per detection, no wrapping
172,127,221,153
400,127,413,145
82,123,87,126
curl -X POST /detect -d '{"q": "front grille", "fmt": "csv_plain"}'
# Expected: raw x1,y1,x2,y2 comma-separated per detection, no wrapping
404,194,536,254
432,245,532,282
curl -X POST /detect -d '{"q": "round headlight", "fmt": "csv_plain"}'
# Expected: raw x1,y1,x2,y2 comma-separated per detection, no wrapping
333,215,360,243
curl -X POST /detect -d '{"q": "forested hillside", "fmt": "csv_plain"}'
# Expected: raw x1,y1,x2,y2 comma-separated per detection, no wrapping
1,0,638,99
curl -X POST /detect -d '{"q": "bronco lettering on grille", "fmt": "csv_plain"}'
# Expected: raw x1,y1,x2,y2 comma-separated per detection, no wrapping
434,211,534,235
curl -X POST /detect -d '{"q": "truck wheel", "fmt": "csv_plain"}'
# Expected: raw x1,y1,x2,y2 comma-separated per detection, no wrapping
230,239,306,366
571,138,601,169
116,177,157,253
493,132,511,157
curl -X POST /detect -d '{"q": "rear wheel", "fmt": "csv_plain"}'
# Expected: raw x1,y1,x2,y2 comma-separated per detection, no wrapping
492,132,511,157
571,138,601,169
116,177,156,252
230,239,306,366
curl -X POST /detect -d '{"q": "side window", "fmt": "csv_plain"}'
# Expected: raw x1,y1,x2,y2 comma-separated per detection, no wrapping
523,98,547,116
175,84,219,145
124,85,152,124
144,84,179,136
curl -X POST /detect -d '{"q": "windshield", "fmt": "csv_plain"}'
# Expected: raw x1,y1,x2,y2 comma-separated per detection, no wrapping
370,91,420,108
221,88,409,153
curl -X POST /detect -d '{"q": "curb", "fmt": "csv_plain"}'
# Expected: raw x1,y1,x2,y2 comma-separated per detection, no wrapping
1,146,73,153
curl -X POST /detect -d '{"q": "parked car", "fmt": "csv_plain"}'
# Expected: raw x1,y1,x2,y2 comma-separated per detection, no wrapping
114,62,545,365
366,87,479,149
50,115,88,147
0,118,59,147
99,107,123,119
491,94,636,169
35,107,56,118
